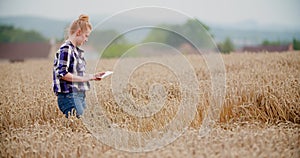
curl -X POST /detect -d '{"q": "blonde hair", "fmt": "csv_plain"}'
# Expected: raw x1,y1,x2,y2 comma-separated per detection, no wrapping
67,14,92,38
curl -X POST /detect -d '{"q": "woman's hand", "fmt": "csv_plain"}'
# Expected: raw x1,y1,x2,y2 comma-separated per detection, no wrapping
93,72,106,81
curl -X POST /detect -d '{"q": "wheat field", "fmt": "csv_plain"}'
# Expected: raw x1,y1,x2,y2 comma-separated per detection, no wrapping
0,52,299,157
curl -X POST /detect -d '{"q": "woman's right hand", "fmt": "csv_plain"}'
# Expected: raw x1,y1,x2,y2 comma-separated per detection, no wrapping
93,72,105,81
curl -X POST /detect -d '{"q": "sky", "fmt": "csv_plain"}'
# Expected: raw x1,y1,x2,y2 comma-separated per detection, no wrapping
0,0,300,29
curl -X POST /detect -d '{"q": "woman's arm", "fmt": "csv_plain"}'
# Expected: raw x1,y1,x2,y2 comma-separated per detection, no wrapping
61,72,105,82
62,72,96,82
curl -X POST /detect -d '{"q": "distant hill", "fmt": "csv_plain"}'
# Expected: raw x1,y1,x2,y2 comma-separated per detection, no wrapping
0,16,68,40
1,15,299,48
210,26,300,48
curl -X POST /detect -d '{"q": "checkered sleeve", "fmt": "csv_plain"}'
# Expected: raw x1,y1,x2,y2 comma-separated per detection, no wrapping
56,46,72,79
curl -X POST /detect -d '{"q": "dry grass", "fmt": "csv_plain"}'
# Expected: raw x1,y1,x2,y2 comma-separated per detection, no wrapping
0,52,299,157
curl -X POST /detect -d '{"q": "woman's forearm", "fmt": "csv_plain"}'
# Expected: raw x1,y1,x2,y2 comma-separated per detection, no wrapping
61,72,95,82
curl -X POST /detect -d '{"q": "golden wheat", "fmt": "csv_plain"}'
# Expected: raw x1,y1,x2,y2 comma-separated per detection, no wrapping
0,52,299,157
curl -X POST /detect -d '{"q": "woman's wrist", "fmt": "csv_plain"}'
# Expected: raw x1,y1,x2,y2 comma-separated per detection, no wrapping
86,74,95,81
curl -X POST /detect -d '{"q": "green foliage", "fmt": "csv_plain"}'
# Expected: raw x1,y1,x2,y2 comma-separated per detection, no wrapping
262,40,281,46
0,25,47,42
89,29,131,58
261,39,291,46
143,26,188,48
143,19,211,48
143,26,168,44
89,29,121,48
101,44,136,58
89,19,213,58
293,38,300,50
218,37,235,54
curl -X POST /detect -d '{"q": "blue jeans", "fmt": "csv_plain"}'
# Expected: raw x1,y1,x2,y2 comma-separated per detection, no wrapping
57,92,86,118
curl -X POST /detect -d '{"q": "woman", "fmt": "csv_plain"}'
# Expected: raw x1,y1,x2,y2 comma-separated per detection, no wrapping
53,14,102,118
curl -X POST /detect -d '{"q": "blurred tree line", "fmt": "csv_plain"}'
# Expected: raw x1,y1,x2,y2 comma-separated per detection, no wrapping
143,19,211,47
0,21,237,55
261,39,282,46
217,37,235,54
0,25,47,43
293,38,300,50
143,19,235,54
261,38,300,50
144,19,210,49
89,19,236,57
88,29,134,58
3,22,298,57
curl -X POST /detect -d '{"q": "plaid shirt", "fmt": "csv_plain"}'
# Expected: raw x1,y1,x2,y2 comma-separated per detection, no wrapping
53,40,90,94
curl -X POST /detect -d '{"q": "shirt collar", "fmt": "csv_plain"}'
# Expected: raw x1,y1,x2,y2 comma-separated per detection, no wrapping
66,40,84,53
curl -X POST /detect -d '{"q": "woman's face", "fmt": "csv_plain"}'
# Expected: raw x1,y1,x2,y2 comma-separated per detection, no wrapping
76,29,91,46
